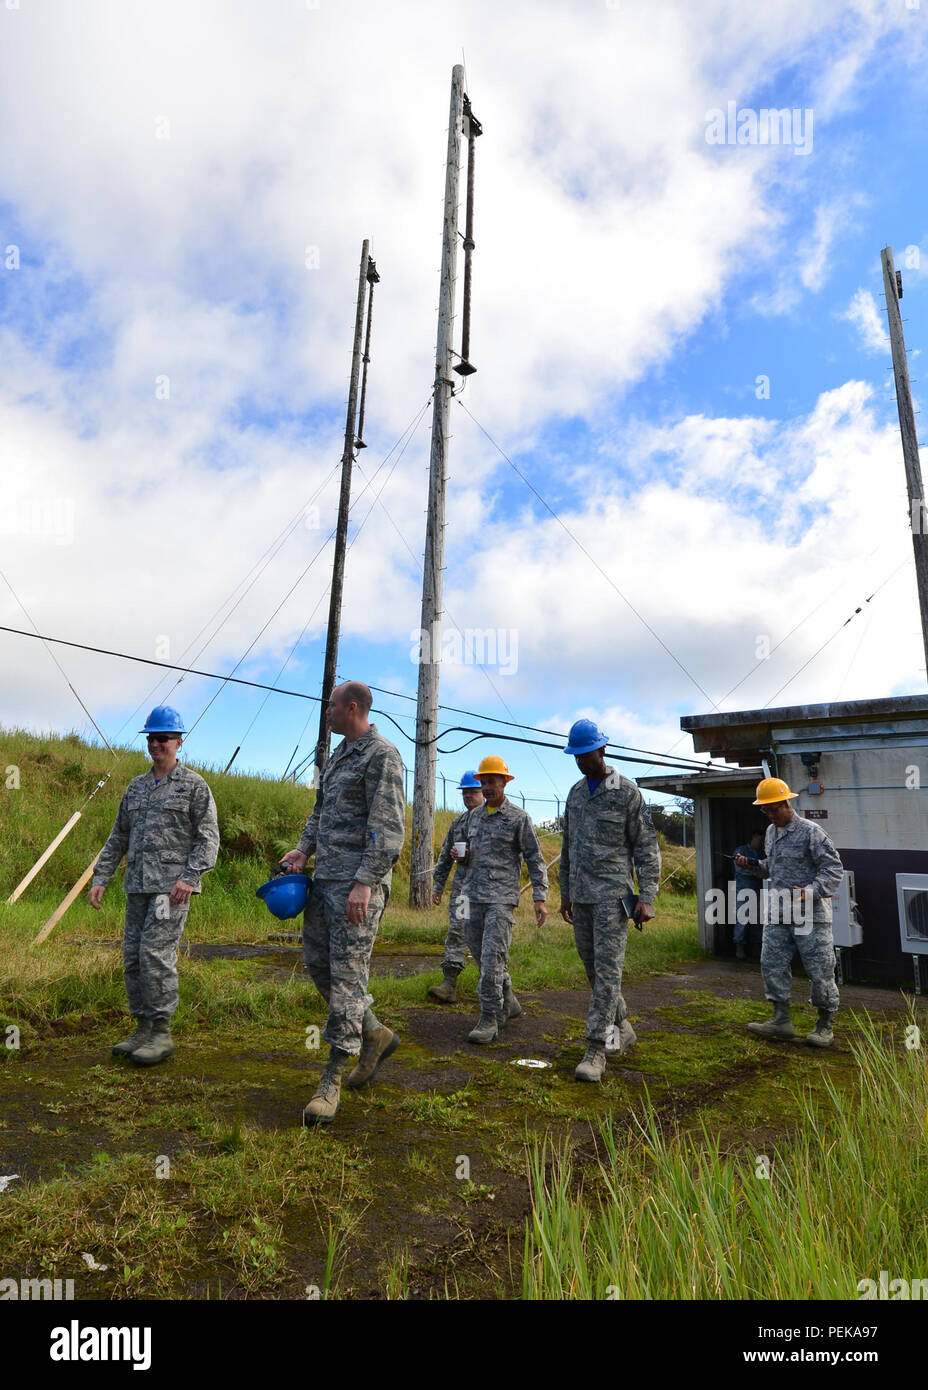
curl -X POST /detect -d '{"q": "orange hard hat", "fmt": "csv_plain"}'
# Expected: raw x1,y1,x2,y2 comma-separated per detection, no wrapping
753,777,798,806
476,754,514,783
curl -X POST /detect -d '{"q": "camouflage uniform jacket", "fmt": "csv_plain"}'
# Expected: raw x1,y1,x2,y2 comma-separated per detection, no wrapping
433,810,470,902
297,724,405,887
560,767,661,905
749,812,843,923
459,798,548,905
92,764,220,894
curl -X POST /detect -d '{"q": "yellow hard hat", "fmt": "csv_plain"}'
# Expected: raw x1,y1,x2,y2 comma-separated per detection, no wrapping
476,754,514,783
753,777,798,806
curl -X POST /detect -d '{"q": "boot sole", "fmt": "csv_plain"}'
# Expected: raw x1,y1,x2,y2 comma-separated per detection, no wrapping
131,1048,175,1067
746,1028,795,1041
805,1037,834,1048
302,1108,338,1126
427,989,456,1003
346,1032,400,1088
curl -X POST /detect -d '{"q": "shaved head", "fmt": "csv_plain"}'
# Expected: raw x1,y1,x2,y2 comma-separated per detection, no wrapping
338,681,373,715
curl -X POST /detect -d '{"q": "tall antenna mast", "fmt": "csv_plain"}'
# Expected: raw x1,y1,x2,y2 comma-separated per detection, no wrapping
314,240,380,779
881,245,928,682
409,67,466,906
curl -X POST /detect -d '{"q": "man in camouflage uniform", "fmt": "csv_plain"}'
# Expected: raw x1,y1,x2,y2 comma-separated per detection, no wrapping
457,755,548,1045
735,777,843,1048
732,829,766,959
281,681,405,1124
559,719,661,1083
89,706,220,1066
428,771,485,1004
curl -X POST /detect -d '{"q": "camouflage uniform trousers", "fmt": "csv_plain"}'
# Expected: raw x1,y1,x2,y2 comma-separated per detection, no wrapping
441,883,470,972
571,902,629,1044
302,877,388,1055
123,892,190,1021
463,901,515,1017
761,918,839,1014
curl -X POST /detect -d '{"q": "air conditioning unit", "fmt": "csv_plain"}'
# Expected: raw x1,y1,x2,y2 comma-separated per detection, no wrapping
832,871,861,949
896,874,928,956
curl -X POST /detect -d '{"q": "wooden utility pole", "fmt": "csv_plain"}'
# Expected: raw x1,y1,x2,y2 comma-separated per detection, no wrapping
881,245,928,679
314,240,375,782
409,66,465,907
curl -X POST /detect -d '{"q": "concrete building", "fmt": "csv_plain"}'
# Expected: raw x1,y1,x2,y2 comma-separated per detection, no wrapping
639,695,928,990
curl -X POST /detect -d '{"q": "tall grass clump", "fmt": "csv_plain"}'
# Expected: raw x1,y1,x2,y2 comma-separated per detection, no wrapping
523,1010,928,1299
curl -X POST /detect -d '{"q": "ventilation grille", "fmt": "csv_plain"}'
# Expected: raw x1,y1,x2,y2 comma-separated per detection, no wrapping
902,889,928,943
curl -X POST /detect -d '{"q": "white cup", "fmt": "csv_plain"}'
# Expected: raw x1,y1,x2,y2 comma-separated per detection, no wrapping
454,841,467,857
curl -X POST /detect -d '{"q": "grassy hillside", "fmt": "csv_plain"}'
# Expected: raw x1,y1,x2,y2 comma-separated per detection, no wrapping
0,726,695,941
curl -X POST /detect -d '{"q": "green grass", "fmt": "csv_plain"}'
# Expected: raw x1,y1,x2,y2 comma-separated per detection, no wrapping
1,725,693,949
521,1008,928,1300
0,1123,372,1298
6,727,924,1302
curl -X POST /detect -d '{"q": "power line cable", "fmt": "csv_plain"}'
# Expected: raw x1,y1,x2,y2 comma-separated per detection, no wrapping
233,585,332,757
455,398,718,708
0,569,117,757
760,562,910,709
660,540,902,758
355,681,720,771
348,456,582,799
836,598,875,700
0,624,726,776
454,398,911,765
236,400,430,772
113,459,344,741
184,399,433,740
118,396,429,743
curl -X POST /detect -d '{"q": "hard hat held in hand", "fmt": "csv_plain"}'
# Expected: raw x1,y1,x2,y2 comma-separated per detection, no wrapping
476,755,514,783
256,871,310,920
753,777,798,806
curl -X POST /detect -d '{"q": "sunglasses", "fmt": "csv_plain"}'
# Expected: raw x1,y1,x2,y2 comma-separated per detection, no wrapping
147,734,178,745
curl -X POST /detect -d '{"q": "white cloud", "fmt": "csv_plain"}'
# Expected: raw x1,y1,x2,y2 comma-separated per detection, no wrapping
0,0,922,771
435,380,921,731
841,287,890,354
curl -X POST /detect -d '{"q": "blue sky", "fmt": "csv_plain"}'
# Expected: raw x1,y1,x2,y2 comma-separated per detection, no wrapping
2,0,927,821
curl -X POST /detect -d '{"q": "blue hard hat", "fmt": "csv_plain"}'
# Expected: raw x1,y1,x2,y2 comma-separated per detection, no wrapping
457,771,482,789
256,872,310,920
564,718,609,756
140,705,186,735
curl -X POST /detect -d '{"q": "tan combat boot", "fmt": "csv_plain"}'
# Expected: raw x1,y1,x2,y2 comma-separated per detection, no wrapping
747,1001,795,1041
346,1025,399,1088
467,1013,499,1044
503,980,522,1020
112,1017,152,1058
303,1050,350,1126
428,967,462,1004
806,1011,835,1048
131,1016,175,1066
574,1045,607,1082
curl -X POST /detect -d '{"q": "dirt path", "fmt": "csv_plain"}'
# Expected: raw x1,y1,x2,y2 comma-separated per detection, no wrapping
1,957,922,1299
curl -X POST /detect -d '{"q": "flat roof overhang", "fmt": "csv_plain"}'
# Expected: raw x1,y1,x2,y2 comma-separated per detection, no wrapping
679,694,928,764
638,768,763,796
